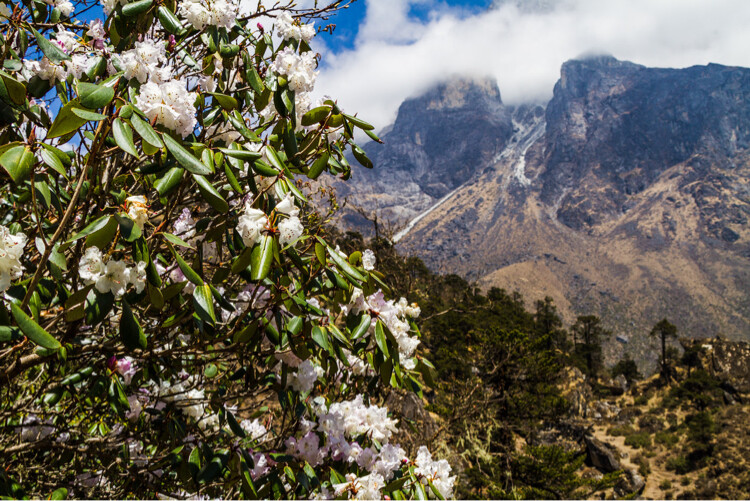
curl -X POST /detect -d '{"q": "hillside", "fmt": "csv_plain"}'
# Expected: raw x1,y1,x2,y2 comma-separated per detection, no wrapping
338,56,750,371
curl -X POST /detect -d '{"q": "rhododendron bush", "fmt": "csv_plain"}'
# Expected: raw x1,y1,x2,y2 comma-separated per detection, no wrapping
0,0,453,498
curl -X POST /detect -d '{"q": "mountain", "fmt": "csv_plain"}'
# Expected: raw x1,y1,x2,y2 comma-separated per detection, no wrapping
339,56,750,371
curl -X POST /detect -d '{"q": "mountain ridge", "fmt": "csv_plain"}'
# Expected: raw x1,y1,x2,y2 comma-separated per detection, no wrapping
337,57,750,371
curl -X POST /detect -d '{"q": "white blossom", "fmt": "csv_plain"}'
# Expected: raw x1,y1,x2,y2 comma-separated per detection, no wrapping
0,225,26,292
275,11,316,42
126,195,149,229
362,249,376,271
269,47,317,94
278,216,304,247
239,419,267,442
135,80,197,138
415,446,456,499
179,0,238,30
118,39,168,84
237,203,268,247
96,259,129,297
23,58,67,85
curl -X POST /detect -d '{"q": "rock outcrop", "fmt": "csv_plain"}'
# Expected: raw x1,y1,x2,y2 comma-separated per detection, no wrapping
340,57,750,371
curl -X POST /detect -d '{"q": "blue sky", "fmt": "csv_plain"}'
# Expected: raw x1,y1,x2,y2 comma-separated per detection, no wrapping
322,0,493,52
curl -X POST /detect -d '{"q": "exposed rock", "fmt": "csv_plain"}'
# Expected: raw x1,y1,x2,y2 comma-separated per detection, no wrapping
584,435,621,473
613,374,628,392
680,337,750,393
338,58,750,371
615,468,646,497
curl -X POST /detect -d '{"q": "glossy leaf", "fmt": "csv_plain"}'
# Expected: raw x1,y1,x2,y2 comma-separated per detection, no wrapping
31,28,70,63
77,82,115,109
120,300,147,350
47,100,88,139
193,284,216,325
250,235,274,281
113,118,139,157
0,145,34,183
163,134,213,175
130,114,163,148
11,303,61,350
193,174,229,213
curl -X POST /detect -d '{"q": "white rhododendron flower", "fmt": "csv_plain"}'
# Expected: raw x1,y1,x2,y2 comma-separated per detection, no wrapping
179,0,238,30
23,58,67,84
269,47,317,94
237,203,268,247
45,0,74,16
278,216,304,246
415,446,457,499
333,472,386,500
125,195,149,229
362,249,376,271
135,80,197,138
0,225,26,292
275,11,316,42
78,247,147,297
100,0,127,16
239,419,267,442
118,39,169,84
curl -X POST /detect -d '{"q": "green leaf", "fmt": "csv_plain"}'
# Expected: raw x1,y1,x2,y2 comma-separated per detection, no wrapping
122,0,153,16
0,145,35,183
209,93,238,111
251,235,274,281
47,99,88,139
374,321,390,358
161,232,194,249
63,215,111,249
231,246,253,274
193,284,216,325
314,243,326,266
264,145,286,172
344,113,375,131
71,107,107,121
351,313,371,341
301,106,330,126
193,174,229,213
246,65,264,94
219,147,262,162
11,303,61,350
113,118,139,157
130,114,163,149
226,409,246,437
31,28,71,63
120,300,147,350
163,134,213,175
154,167,184,196
312,325,331,355
157,6,185,34
77,82,115,109
0,325,23,343
0,71,27,105
352,145,373,169
49,488,68,500
307,152,329,180
320,239,365,282
114,213,142,242
170,247,204,286
40,148,67,177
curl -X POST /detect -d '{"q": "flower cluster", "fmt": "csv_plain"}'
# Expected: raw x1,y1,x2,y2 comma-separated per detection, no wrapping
237,202,269,247
414,446,457,499
275,193,305,246
179,0,238,30
150,375,220,430
346,290,422,369
117,39,169,84
269,47,317,94
78,247,147,298
44,0,74,17
0,225,26,292
125,196,149,229
135,80,198,138
275,12,316,42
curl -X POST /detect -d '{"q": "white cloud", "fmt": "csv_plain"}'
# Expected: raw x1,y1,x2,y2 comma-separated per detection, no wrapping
315,0,750,132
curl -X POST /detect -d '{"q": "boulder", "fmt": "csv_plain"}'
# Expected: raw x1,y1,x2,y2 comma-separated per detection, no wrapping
584,435,621,473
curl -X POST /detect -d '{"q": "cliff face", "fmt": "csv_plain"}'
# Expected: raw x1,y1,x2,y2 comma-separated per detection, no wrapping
340,57,750,371
336,77,513,229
